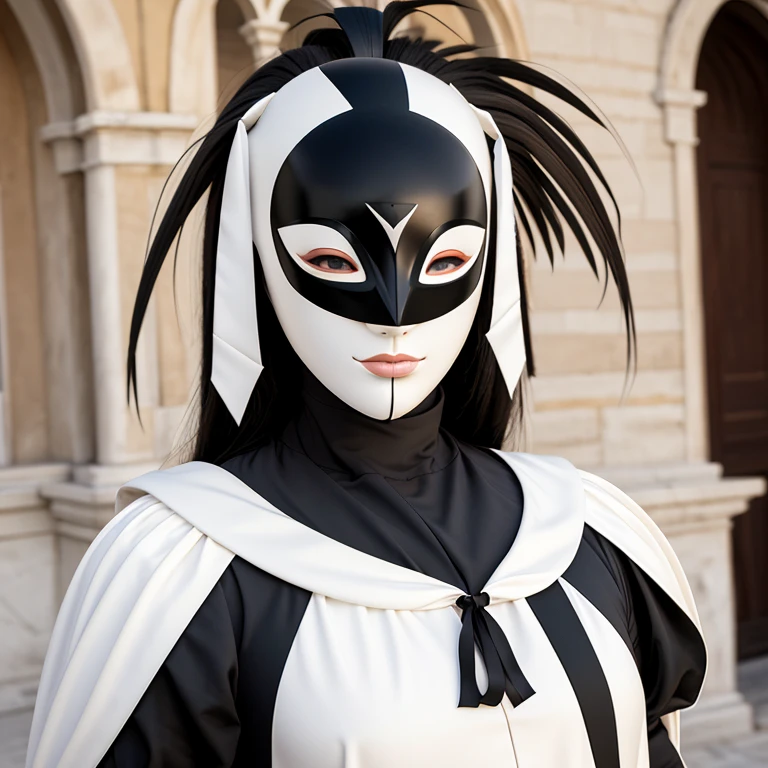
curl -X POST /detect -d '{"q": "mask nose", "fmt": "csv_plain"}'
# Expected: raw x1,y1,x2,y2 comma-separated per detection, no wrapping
365,323,415,338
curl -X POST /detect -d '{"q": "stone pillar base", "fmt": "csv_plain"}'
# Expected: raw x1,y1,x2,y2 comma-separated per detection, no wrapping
682,691,754,748
0,463,70,716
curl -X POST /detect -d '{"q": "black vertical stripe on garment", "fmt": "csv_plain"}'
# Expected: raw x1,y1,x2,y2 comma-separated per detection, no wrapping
228,558,313,767
561,526,636,663
97,558,313,768
527,581,620,768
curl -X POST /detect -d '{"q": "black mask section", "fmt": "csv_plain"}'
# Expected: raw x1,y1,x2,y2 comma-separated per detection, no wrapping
270,59,488,326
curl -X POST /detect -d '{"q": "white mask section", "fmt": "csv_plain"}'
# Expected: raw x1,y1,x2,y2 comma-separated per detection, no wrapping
246,61,494,420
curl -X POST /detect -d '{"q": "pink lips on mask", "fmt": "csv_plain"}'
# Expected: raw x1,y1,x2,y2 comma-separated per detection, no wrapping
356,353,425,378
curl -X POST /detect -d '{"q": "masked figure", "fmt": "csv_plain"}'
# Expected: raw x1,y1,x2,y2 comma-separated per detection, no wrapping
27,5,705,768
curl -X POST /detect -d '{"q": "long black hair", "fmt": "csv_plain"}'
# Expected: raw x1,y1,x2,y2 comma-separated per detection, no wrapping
127,1,634,464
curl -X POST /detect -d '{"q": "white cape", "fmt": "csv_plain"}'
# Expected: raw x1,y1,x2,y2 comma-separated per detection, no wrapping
26,453,704,768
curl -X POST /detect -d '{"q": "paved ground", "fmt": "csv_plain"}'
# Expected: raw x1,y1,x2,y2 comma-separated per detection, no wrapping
683,731,768,767
680,656,768,767
0,710,30,768
4,658,768,767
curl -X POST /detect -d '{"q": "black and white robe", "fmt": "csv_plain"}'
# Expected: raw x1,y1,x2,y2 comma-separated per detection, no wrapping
26,387,706,768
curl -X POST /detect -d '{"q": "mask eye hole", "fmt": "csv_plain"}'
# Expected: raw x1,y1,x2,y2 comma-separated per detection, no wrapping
418,224,486,285
278,224,366,283
425,250,471,277
302,249,359,274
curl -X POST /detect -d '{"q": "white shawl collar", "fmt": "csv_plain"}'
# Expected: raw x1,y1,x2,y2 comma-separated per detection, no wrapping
119,452,585,610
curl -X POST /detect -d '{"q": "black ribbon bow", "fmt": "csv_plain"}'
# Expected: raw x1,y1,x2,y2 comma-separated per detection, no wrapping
455,592,535,708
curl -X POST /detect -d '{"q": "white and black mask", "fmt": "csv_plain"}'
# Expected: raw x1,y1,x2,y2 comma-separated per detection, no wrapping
211,59,525,423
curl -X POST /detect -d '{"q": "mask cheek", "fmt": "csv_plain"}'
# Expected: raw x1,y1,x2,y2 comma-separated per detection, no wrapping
390,282,483,419
260,257,394,419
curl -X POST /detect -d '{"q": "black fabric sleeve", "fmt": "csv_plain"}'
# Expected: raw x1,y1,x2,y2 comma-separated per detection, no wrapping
96,565,244,768
595,532,706,768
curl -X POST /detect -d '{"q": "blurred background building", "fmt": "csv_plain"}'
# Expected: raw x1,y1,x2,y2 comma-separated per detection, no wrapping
0,0,767,763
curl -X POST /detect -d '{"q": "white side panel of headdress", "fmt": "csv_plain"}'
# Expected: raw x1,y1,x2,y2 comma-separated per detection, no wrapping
469,106,527,398
211,93,275,425
214,70,353,425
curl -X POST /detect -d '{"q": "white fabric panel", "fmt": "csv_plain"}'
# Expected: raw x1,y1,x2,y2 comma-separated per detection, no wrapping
273,592,652,767
211,93,274,424
214,105,269,363
272,594,515,767
580,471,702,630
484,300,526,402
485,453,583,601
469,105,527,397
27,497,234,768
489,598,595,767
27,496,163,759
469,106,520,327
211,334,265,425
560,579,649,768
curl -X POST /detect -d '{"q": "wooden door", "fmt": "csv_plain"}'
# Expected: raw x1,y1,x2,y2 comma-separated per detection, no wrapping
697,2,768,659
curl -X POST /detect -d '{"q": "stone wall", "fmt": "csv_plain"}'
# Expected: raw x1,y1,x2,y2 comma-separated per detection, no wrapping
510,0,685,467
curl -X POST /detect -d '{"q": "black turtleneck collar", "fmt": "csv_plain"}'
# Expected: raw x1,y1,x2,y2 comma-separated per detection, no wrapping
223,367,524,594
279,372,456,480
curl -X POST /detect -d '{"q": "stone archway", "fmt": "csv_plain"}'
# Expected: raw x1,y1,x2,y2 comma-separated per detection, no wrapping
660,0,768,93
656,0,768,464
170,0,530,117
53,0,140,111
4,0,77,123
169,0,266,116
471,0,529,59
1,0,93,466
170,0,222,116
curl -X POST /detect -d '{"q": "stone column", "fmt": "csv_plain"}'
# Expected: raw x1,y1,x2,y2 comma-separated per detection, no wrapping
43,112,198,467
40,111,198,590
655,88,709,464
239,19,289,62
83,162,125,465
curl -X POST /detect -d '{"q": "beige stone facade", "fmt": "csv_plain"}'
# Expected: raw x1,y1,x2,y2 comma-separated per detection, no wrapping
0,0,766,755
